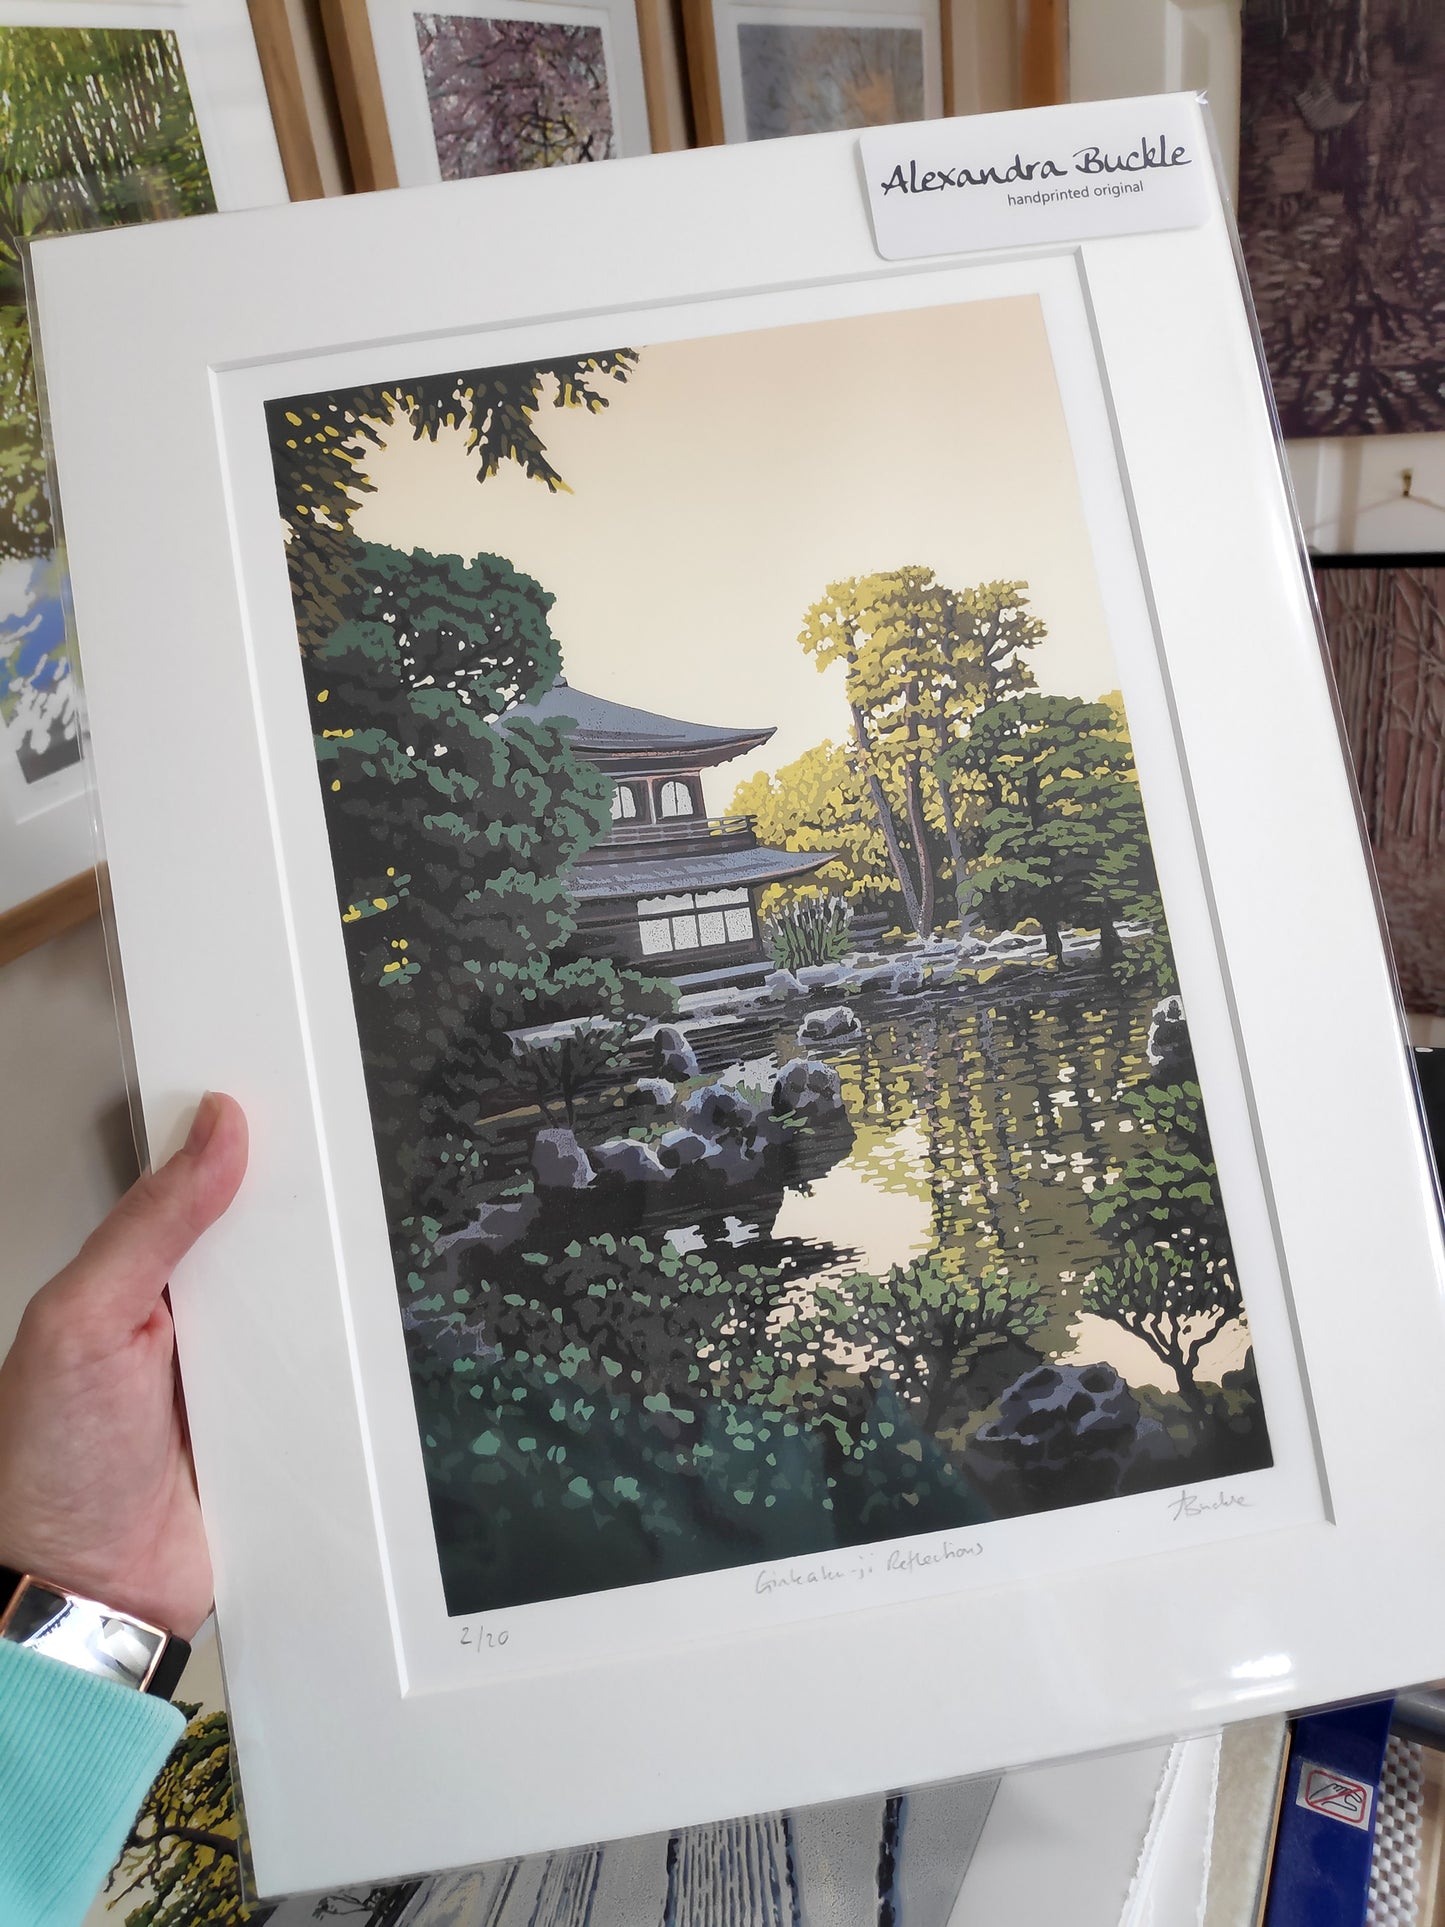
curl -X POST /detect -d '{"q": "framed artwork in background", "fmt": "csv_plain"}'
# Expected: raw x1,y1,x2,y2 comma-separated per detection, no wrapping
319,0,654,191
681,0,942,144
28,97,1445,1896
1312,553,1445,1019
1236,0,1445,439
0,0,290,964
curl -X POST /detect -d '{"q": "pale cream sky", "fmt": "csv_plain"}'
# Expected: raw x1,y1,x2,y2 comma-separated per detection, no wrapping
351,295,1119,810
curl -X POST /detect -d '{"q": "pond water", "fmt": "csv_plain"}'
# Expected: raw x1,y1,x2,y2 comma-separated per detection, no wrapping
413,958,1262,1616
645,964,1250,1397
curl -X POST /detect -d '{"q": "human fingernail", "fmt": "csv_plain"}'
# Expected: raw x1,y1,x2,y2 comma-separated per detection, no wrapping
183,1092,221,1156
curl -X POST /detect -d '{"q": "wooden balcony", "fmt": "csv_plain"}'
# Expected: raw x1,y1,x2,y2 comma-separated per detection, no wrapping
582,813,760,863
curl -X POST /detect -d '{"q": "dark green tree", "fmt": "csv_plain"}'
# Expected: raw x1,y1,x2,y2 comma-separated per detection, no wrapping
945,692,1156,957
787,1259,1045,1434
1083,1081,1242,1417
797,572,1047,935
308,537,671,1219
267,350,638,650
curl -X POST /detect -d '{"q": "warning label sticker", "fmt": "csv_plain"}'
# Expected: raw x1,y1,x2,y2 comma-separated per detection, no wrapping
1297,1762,1375,1831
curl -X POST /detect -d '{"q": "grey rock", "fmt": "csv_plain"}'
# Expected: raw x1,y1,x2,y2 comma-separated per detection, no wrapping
798,962,847,990
772,1057,845,1118
433,1193,540,1256
969,1362,1144,1503
634,1077,676,1109
852,963,896,992
700,1137,766,1186
890,959,925,995
750,1110,796,1149
656,1128,710,1169
652,1024,700,1081
531,1128,595,1190
694,991,743,1016
677,1082,761,1142
589,1137,672,1185
764,968,805,1002
799,1003,862,1042
1146,995,1193,1076
400,1311,502,1367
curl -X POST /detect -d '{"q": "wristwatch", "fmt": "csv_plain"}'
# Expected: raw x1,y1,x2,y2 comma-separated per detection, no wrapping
0,1567,190,1699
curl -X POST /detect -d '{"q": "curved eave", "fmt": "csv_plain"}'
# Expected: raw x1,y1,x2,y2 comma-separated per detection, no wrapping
576,729,773,774
502,685,776,770
569,845,836,903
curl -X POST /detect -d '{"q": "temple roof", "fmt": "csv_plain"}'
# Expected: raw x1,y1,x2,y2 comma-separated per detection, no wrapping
505,679,774,771
569,844,832,901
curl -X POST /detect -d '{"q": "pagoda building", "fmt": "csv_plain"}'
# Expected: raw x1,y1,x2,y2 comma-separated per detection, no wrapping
505,679,833,974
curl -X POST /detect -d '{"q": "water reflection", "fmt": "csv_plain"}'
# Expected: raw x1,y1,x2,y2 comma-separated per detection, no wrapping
587,966,1250,1392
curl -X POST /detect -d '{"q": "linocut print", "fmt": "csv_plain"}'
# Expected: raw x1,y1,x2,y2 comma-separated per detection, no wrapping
266,296,1272,1617
1314,556,1445,1016
737,22,924,139
1237,0,1445,436
414,12,614,177
0,27,214,790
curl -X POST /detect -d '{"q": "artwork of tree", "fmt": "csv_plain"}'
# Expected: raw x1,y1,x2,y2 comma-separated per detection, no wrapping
105,1707,254,1927
0,26,213,780
1314,557,1445,1014
414,13,614,179
267,304,1271,1628
737,23,924,140
1237,0,1445,436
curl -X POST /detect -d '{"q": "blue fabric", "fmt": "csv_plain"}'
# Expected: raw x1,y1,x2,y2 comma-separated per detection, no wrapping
0,1636,183,1926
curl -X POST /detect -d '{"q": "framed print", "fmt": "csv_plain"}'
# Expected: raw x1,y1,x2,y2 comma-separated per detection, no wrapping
29,96,1445,1896
682,0,942,144
1236,0,1445,439
246,0,333,198
1311,552,1445,1019
0,0,289,961
319,0,653,192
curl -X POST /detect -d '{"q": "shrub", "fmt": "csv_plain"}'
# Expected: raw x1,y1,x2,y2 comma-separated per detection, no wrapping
764,894,853,972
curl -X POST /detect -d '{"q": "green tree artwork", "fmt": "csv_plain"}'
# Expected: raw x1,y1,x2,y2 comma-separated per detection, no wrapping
265,309,1272,1624
0,26,215,775
944,691,1156,957
797,571,1047,935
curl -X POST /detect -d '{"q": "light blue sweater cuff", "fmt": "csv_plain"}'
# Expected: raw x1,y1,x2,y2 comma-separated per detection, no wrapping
0,1636,185,1927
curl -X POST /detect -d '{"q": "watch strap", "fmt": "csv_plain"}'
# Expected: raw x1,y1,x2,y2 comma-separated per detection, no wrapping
0,1567,190,1699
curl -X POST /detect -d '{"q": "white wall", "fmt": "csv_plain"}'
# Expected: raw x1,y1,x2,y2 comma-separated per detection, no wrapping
1068,0,1242,196
1286,437,1445,558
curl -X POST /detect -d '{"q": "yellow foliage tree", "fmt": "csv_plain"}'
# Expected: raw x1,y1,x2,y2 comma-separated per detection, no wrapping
797,571,1047,935
732,740,896,916
105,1707,252,1927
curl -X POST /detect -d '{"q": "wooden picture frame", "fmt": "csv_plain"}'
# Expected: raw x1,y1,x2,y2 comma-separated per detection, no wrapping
681,0,942,143
319,0,655,191
247,0,331,198
0,0,291,965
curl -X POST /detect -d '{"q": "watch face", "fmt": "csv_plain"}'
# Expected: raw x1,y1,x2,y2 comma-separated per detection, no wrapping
0,1578,166,1690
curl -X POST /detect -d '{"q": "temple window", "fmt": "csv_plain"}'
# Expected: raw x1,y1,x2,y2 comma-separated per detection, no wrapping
610,783,639,822
659,779,695,818
638,889,753,956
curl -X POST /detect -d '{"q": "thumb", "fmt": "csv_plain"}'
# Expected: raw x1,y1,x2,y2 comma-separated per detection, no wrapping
43,1093,249,1340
